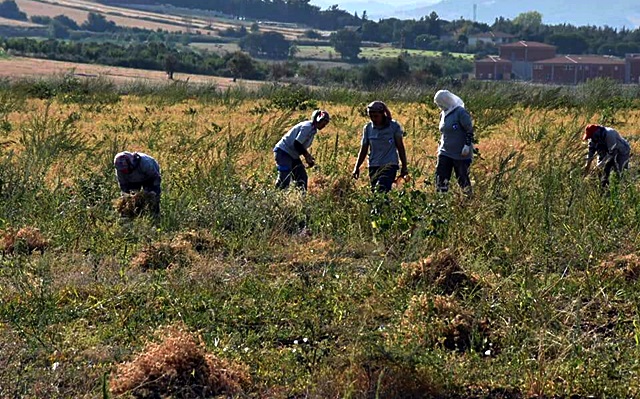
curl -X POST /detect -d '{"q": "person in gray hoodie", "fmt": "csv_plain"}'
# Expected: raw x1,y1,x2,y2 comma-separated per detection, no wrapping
582,124,631,187
433,90,474,194
273,109,331,190
114,151,161,214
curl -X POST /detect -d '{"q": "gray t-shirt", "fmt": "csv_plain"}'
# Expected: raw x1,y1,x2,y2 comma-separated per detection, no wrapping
437,106,474,161
361,120,404,167
274,121,317,158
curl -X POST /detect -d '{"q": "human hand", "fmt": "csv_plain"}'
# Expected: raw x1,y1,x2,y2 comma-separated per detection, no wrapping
305,154,316,168
352,168,360,179
461,145,471,157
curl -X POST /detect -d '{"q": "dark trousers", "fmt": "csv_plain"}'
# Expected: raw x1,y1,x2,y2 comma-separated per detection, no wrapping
435,154,472,194
601,152,630,187
275,150,308,190
369,165,398,193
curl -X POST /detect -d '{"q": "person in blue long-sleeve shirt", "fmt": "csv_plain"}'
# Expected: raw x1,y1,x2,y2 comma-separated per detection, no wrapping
114,151,161,214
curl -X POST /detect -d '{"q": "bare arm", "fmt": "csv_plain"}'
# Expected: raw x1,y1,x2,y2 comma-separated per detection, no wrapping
395,135,408,176
352,142,369,179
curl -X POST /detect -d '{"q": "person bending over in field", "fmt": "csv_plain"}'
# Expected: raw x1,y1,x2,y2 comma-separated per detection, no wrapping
352,101,408,193
433,90,474,195
274,109,331,190
114,151,162,215
582,124,630,187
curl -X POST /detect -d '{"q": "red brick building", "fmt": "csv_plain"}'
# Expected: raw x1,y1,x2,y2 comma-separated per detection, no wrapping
474,55,512,80
626,54,640,84
499,41,557,62
532,55,626,84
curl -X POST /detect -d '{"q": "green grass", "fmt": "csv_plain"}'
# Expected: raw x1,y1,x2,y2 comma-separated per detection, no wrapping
297,45,474,61
1,77,640,398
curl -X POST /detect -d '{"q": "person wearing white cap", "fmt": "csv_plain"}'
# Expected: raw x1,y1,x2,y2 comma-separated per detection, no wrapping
273,109,331,190
433,90,474,194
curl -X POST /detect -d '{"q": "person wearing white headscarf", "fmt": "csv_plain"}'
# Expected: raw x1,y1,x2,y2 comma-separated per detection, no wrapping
433,90,474,194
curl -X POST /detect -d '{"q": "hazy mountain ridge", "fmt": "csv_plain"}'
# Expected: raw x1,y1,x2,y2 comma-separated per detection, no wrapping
314,0,640,28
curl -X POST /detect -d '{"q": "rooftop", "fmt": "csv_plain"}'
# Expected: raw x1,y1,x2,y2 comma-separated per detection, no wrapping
534,55,625,65
501,41,556,49
475,55,511,64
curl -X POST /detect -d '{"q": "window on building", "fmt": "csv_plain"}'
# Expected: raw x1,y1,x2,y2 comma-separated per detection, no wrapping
614,66,619,71
479,73,483,78
534,65,543,70
564,65,574,71
599,66,603,71
585,66,590,71
488,73,493,79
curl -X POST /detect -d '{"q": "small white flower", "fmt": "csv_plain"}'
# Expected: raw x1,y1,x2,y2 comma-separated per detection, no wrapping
484,350,492,356
244,347,249,353
52,362,60,371
293,340,299,345
303,338,308,343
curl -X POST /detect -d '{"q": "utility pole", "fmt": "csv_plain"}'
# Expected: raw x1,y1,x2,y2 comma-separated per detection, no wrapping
473,3,477,22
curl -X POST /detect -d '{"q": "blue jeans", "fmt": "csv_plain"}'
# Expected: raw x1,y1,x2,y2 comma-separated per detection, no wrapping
369,165,398,193
274,149,308,190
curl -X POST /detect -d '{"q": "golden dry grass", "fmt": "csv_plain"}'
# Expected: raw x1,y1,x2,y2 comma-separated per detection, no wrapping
1,226,49,254
110,323,250,398
0,57,265,87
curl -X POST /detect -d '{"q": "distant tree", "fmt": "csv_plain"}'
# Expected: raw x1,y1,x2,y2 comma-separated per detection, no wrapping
377,56,410,81
361,10,367,21
82,12,117,32
288,44,299,58
30,15,52,25
164,53,178,80
53,14,80,30
415,34,437,50
548,33,588,54
227,51,255,79
360,63,383,87
303,30,322,39
250,22,259,32
239,32,290,59
331,29,361,60
513,11,542,30
0,0,26,21
48,20,70,39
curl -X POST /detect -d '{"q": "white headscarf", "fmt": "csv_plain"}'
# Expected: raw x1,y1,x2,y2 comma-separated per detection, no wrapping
434,90,465,118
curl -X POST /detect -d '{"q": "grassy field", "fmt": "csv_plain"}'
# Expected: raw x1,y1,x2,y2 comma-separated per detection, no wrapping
296,45,474,61
1,79,640,398
11,0,309,39
0,56,265,88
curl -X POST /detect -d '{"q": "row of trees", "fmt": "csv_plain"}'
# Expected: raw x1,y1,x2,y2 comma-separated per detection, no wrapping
0,36,472,87
102,0,359,31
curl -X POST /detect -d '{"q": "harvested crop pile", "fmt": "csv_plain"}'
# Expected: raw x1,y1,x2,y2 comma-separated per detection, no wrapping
399,249,476,294
397,294,492,353
174,230,224,255
114,191,158,218
1,226,48,254
599,253,640,281
110,324,250,398
131,238,196,271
